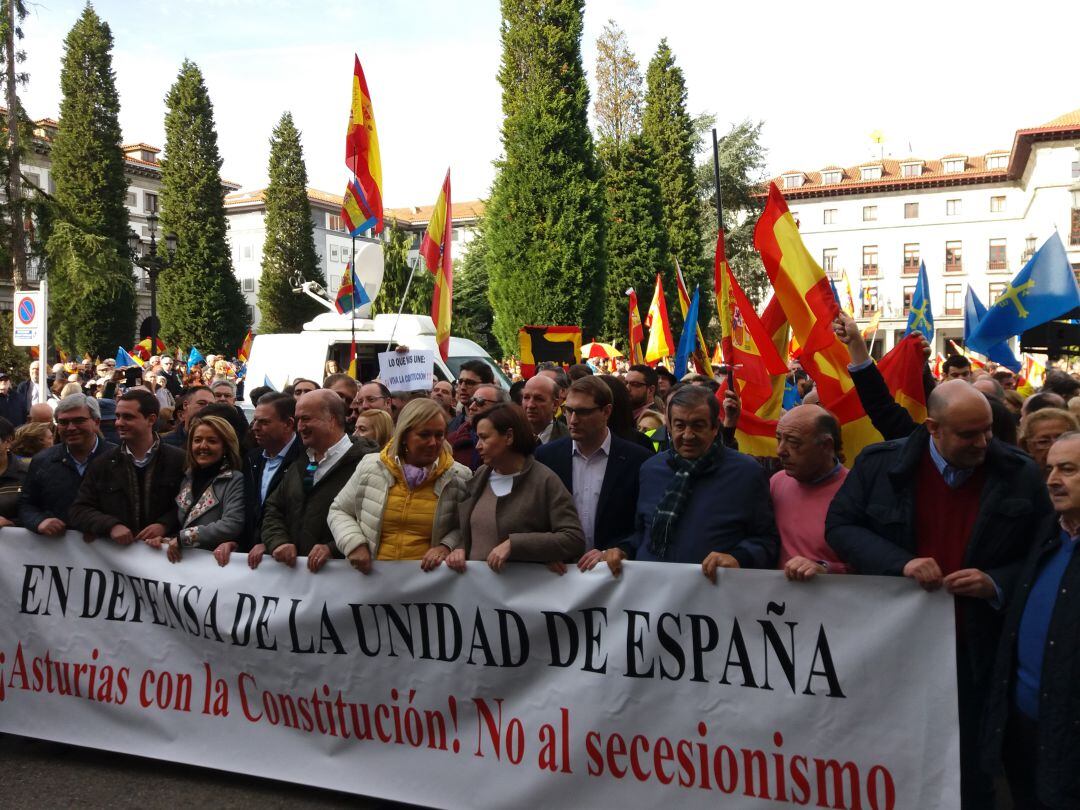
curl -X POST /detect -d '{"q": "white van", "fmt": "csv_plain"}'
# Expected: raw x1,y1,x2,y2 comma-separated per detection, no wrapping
242,310,508,404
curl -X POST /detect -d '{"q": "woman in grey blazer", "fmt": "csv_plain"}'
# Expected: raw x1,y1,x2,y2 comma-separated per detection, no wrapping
155,414,247,566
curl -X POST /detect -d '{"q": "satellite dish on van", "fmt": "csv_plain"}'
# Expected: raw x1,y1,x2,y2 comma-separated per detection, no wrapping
352,239,385,306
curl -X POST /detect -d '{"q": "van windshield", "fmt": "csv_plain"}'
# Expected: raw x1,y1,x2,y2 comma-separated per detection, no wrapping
446,356,510,388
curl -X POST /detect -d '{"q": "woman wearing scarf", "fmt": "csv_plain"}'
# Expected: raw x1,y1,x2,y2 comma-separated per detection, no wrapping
441,403,585,573
149,414,247,566
329,398,472,572
604,386,779,580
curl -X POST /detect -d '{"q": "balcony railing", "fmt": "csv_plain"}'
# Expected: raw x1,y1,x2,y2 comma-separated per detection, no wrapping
902,260,919,275
861,264,879,278
987,259,1008,271
945,261,963,273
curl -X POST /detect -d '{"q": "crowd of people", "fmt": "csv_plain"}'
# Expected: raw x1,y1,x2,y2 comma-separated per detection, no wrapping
2,318,1079,808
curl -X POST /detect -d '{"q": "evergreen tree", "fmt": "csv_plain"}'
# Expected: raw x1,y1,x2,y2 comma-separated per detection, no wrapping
158,59,248,352
593,20,667,342
598,135,667,341
696,119,770,304
256,112,324,333
46,4,135,357
452,221,497,356
370,222,431,317
485,0,606,354
643,39,704,294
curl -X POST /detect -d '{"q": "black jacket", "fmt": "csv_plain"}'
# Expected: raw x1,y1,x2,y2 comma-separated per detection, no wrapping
68,442,187,536
18,440,115,530
826,425,1054,680
983,525,1080,808
534,433,652,551
243,436,303,548
0,390,27,428
160,370,183,398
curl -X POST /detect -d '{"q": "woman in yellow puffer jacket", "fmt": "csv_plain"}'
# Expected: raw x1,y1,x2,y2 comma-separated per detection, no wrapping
328,397,472,573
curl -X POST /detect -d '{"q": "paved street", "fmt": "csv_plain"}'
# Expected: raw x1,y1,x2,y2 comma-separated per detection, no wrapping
0,734,421,809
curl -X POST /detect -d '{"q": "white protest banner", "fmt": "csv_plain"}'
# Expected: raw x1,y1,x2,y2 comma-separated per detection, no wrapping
378,349,434,392
0,530,958,809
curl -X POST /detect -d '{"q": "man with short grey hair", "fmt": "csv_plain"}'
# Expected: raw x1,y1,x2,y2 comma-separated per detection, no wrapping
210,379,237,404
447,384,509,471
19,393,114,535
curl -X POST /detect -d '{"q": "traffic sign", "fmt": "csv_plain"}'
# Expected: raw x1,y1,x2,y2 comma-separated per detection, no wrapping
12,290,42,347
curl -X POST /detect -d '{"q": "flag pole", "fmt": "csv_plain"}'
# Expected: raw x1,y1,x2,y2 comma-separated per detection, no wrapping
350,234,356,377
711,128,724,230
386,250,423,352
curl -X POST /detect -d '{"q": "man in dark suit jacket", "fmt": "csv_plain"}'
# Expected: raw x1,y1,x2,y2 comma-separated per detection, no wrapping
535,376,651,569
243,392,302,560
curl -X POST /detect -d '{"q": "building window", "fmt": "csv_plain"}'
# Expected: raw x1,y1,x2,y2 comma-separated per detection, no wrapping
246,305,254,321
1022,236,1037,263
945,240,963,272
125,191,137,208
990,196,1006,213
861,285,879,316
144,192,158,213
905,202,919,219
326,213,344,232
989,282,1007,304
823,208,837,224
944,284,963,315
946,199,962,216
988,238,1007,271
943,158,965,174
241,277,255,292
903,243,920,274
903,286,915,315
862,245,879,278
821,170,842,185
1072,207,1080,247
986,155,1008,171
242,245,252,260
330,245,339,261
822,248,837,274
782,173,804,189
862,205,877,222
901,162,922,178
860,166,882,181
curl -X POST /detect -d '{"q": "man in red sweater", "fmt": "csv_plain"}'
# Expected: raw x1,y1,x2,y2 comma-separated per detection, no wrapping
826,380,1054,809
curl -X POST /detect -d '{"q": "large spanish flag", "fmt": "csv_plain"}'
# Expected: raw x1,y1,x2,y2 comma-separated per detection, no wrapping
728,296,792,456
344,55,383,235
626,288,644,365
754,184,883,464
876,334,929,424
419,170,453,361
644,273,674,364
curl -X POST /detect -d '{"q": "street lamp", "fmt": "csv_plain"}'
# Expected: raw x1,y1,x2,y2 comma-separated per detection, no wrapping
128,212,177,352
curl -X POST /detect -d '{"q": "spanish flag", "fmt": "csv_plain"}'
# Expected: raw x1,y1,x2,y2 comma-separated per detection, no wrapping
237,330,254,364
876,334,928,423
419,169,453,361
726,295,792,457
644,273,674,365
754,184,882,464
674,259,714,378
626,288,644,365
344,55,383,235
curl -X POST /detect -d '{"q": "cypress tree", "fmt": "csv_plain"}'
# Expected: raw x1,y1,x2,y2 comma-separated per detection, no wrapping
598,135,668,340
158,59,248,352
643,39,704,293
593,20,667,342
256,112,324,333
485,0,606,354
46,3,135,357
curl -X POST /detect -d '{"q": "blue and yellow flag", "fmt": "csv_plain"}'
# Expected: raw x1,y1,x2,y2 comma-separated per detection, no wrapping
964,286,1020,371
969,232,1080,354
904,261,934,342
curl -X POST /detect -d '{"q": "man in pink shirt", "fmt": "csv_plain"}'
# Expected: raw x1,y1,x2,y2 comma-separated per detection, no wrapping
770,404,849,579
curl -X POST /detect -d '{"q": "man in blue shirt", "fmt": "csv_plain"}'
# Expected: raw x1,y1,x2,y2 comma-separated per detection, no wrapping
983,431,1080,809
243,392,301,568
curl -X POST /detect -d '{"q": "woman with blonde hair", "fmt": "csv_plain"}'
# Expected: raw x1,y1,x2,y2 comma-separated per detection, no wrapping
354,408,394,449
147,414,246,566
329,397,471,573
59,382,83,399
11,421,54,458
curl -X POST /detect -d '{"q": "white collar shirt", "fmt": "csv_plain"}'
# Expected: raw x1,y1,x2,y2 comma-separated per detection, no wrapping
571,429,611,550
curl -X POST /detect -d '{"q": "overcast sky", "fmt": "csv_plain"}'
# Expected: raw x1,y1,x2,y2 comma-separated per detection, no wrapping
21,0,1078,208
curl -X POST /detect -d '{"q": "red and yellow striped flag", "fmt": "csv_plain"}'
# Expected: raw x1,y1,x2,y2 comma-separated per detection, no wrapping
344,55,383,235
754,183,883,464
644,273,674,365
419,170,452,361
626,288,644,365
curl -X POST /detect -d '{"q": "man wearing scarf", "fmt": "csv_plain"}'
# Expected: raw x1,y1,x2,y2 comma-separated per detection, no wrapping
604,386,778,580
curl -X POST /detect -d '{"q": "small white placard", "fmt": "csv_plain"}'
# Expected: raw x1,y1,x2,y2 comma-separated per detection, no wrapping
378,349,434,393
